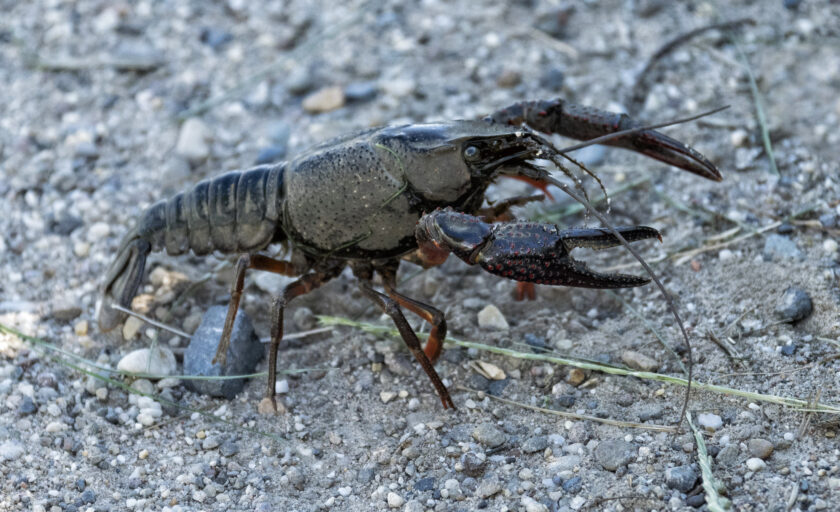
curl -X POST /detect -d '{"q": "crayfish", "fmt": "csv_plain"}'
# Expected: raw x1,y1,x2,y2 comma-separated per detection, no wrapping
98,98,721,413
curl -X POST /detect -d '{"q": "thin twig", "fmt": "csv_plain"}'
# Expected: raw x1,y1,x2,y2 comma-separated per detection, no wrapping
457,386,677,432
111,303,191,338
628,18,755,115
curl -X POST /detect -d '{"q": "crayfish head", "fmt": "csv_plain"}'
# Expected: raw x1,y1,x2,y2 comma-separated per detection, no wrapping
375,121,548,203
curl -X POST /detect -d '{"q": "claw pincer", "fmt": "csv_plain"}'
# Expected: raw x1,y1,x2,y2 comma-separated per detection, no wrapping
417,208,661,289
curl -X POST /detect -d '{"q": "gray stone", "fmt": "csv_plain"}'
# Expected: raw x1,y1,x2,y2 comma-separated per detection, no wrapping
18,396,37,416
175,118,211,163
748,438,774,460
413,476,435,492
461,452,486,477
344,81,378,102
475,474,502,498
562,476,582,494
254,146,287,165
473,422,506,448
0,440,24,461
716,444,740,467
594,439,635,471
665,465,698,492
774,287,813,322
521,435,549,454
763,234,802,261
819,213,837,228
621,350,659,371
220,439,239,457
184,306,263,398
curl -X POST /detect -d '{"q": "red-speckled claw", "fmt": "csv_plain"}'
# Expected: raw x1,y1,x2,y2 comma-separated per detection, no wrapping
485,98,722,182
416,208,661,289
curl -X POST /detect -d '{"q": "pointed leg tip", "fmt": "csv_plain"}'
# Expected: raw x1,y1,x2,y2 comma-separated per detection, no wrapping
258,396,286,415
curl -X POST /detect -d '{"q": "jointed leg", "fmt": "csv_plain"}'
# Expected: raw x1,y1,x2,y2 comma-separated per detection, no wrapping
358,281,455,409
260,271,334,414
213,254,298,366
380,270,447,363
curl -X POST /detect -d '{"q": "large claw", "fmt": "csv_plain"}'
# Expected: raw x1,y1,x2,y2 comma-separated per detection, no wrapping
416,208,661,289
485,98,722,182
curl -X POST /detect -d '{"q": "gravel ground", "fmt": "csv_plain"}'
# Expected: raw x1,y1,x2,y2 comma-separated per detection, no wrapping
2,1,840,511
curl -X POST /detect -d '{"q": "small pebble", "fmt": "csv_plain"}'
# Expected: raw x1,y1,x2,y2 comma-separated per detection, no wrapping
823,239,838,253
763,234,802,261
475,475,502,498
0,440,25,461
254,146,287,165
774,286,813,322
302,86,345,113
461,452,486,477
380,391,396,403
562,476,582,494
521,496,548,512
697,413,723,431
566,368,586,386
595,439,635,471
74,320,88,336
621,350,659,371
18,396,37,416
121,316,143,340
344,81,378,102
386,491,404,508
413,477,435,492
117,347,177,377
748,438,774,459
521,435,549,453
718,249,735,261
275,379,289,394
472,422,506,448
86,222,111,242
477,305,509,330
746,457,766,471
175,118,212,162
665,465,698,492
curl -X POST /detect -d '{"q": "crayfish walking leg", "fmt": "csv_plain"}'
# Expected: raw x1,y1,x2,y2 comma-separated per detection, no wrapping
259,270,338,414
213,254,300,367
357,278,455,410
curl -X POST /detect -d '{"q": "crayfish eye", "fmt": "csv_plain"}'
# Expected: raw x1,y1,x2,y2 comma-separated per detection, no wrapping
463,145,481,162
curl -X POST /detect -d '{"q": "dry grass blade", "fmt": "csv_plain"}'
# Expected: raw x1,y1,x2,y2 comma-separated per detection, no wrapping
457,386,677,432
319,316,840,414
687,412,732,511
731,35,779,176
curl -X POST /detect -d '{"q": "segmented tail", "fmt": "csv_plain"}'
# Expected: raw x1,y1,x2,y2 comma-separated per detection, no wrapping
97,227,151,332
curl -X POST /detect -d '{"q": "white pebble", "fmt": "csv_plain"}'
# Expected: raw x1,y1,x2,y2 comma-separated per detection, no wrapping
380,391,396,403
45,421,66,433
718,249,734,261
275,379,289,394
176,118,212,162
117,347,177,377
477,305,509,330
137,413,155,426
521,496,549,512
823,239,838,253
87,222,111,242
730,129,748,147
338,486,352,497
387,491,404,508
73,241,90,257
697,413,723,431
746,457,766,471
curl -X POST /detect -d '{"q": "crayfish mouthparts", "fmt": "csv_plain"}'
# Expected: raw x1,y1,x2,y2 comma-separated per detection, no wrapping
416,208,662,289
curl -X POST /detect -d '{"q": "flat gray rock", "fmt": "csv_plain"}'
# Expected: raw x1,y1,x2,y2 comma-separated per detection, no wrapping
184,306,263,398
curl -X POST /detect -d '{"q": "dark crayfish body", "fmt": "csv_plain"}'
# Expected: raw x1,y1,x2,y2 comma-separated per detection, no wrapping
98,98,722,412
